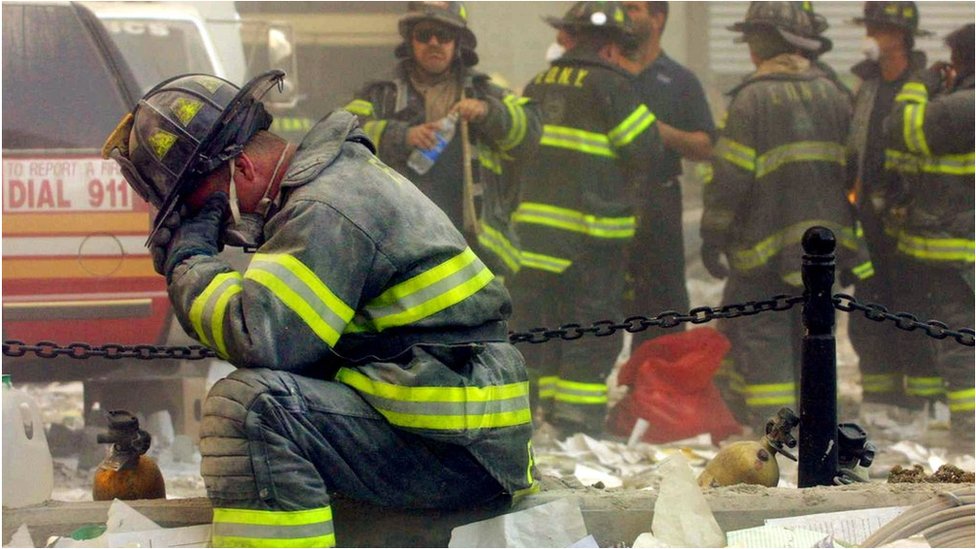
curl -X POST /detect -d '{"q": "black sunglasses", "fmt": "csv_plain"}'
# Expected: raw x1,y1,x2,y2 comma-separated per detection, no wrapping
413,27,457,44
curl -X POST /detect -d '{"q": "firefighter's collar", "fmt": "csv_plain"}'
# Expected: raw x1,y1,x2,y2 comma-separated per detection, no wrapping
279,110,371,188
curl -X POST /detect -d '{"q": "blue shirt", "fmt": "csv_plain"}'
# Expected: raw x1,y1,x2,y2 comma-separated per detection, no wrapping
632,52,715,182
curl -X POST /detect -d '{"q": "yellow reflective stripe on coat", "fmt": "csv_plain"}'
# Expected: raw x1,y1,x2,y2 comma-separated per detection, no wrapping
903,103,931,156
362,120,387,148
344,99,374,117
731,220,861,272
538,375,558,399
896,232,976,263
885,149,976,175
477,146,503,175
540,125,616,158
348,247,494,332
554,379,608,405
851,260,875,280
715,137,756,172
895,82,928,103
948,388,976,412
607,104,656,148
742,382,795,407
335,367,532,430
906,376,945,397
478,222,521,273
520,250,572,273
189,272,243,359
245,254,355,347
513,202,636,238
755,141,845,179
211,506,335,548
499,94,529,151
862,373,899,394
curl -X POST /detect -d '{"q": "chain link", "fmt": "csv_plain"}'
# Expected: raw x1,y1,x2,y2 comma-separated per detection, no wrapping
832,293,975,347
4,292,972,360
507,294,805,345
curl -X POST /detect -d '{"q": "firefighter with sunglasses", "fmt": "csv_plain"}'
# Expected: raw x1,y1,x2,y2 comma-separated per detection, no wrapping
344,1,540,280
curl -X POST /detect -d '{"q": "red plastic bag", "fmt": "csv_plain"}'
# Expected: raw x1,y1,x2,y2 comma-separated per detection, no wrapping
607,327,742,444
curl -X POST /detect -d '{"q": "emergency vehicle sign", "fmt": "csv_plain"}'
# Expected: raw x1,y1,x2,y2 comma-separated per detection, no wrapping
2,157,144,212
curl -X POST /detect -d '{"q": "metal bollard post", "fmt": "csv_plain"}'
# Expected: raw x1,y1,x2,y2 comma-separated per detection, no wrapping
799,226,838,487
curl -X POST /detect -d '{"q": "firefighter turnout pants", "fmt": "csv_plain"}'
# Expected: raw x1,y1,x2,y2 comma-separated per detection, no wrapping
200,368,506,548
627,178,690,349
718,270,802,428
510,243,626,436
895,262,975,441
849,209,940,408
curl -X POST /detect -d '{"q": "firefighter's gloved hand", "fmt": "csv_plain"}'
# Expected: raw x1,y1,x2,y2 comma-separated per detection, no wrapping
162,192,229,282
701,244,729,280
149,206,187,276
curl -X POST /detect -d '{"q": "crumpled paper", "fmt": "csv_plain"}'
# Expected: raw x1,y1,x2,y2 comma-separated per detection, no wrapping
649,454,725,548
448,497,589,548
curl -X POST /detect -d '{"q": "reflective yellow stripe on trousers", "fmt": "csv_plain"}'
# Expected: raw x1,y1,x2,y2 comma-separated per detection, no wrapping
862,373,899,395
347,247,494,332
948,388,976,412
554,379,608,405
743,382,796,408
245,254,355,347
189,272,243,359
538,375,558,399
335,367,532,430
906,376,945,398
212,506,335,548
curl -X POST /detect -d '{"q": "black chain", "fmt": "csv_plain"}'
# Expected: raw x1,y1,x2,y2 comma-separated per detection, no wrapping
4,292,972,360
1,340,217,361
833,293,975,347
508,294,804,345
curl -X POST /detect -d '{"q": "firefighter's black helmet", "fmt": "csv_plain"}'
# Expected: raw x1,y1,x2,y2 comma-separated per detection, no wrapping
102,71,284,244
396,1,478,66
729,1,822,52
544,1,637,48
852,1,933,37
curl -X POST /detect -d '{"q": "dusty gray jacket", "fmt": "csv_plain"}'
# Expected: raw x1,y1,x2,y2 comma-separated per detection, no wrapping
704,54,872,286
169,111,537,497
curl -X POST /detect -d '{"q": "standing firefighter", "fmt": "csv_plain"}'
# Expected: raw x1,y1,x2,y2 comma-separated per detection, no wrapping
883,23,975,450
102,71,537,548
848,1,941,422
702,2,872,426
512,1,664,436
344,1,539,279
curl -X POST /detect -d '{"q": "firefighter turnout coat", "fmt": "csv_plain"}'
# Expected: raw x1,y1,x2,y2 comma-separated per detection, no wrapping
344,61,540,277
516,49,663,273
704,53,872,287
167,112,537,545
884,72,975,271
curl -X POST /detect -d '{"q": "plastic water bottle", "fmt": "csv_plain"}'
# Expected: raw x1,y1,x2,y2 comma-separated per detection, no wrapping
407,112,459,175
2,374,54,507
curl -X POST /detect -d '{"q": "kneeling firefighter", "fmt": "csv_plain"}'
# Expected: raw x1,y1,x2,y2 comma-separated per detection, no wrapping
102,70,537,547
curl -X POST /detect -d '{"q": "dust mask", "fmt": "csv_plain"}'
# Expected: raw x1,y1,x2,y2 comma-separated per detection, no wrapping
545,42,566,63
223,145,291,251
860,37,881,62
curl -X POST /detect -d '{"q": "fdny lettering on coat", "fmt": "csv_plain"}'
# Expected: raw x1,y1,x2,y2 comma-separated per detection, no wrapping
534,66,589,88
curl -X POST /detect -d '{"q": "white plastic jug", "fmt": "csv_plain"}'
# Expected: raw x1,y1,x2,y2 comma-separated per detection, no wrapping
2,375,54,507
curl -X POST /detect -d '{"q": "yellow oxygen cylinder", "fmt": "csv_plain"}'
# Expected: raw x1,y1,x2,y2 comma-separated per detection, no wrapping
93,410,166,501
698,408,800,488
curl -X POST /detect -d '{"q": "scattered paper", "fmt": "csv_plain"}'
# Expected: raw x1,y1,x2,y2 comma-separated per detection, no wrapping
3,524,35,548
632,532,670,547
765,506,909,546
107,524,211,548
573,463,622,489
650,455,725,548
568,534,600,548
449,497,588,548
726,525,833,548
